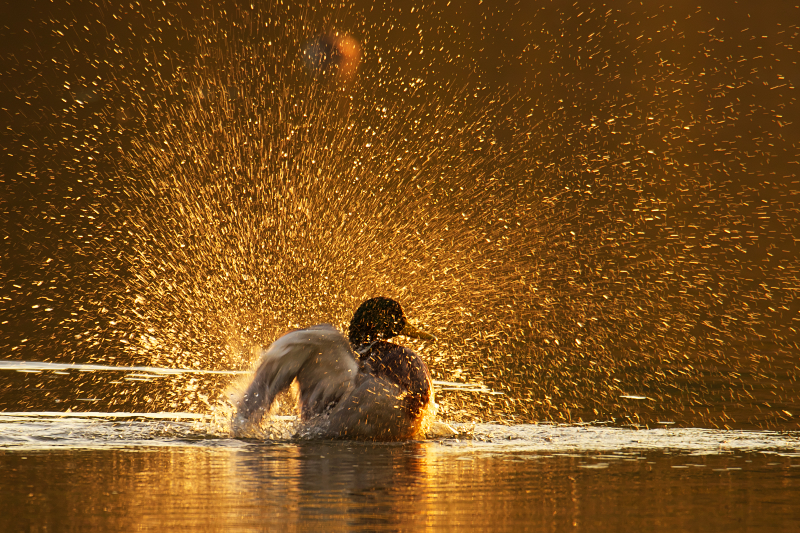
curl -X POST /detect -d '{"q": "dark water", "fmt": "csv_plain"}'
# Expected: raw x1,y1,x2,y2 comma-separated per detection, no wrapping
1,414,800,532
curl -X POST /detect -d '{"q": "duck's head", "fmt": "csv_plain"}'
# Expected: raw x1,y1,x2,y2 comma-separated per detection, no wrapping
348,297,436,346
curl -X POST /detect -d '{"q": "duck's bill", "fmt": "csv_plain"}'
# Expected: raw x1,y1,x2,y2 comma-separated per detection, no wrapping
401,323,437,341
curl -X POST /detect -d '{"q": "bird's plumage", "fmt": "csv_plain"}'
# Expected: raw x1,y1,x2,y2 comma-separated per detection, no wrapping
233,298,436,440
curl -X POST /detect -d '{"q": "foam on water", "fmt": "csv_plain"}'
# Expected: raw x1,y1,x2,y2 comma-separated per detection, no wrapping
1,410,798,456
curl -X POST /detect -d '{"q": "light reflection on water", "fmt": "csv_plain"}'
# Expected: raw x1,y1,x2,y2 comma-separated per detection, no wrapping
0,359,245,375
0,415,798,532
0,360,502,424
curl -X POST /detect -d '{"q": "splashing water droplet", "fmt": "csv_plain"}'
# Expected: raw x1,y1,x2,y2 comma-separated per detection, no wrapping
1,2,798,430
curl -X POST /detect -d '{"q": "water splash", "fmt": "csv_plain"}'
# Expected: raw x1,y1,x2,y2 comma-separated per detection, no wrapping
1,1,798,429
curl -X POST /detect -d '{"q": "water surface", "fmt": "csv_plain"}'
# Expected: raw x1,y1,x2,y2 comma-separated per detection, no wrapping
1,413,799,532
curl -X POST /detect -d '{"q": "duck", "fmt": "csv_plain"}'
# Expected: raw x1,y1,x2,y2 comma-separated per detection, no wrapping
233,297,437,440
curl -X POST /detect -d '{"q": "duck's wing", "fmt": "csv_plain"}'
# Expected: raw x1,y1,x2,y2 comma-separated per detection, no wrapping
234,324,359,426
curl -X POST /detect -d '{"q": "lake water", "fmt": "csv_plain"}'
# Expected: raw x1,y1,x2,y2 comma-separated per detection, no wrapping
1,412,799,532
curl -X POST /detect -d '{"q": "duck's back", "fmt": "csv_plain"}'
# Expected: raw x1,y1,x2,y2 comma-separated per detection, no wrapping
358,341,433,417
320,341,435,440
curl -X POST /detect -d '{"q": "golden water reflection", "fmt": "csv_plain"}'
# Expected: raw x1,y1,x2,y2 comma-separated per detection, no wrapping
1,442,798,532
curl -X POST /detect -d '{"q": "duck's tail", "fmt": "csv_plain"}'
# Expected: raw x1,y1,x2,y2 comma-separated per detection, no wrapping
232,324,359,430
